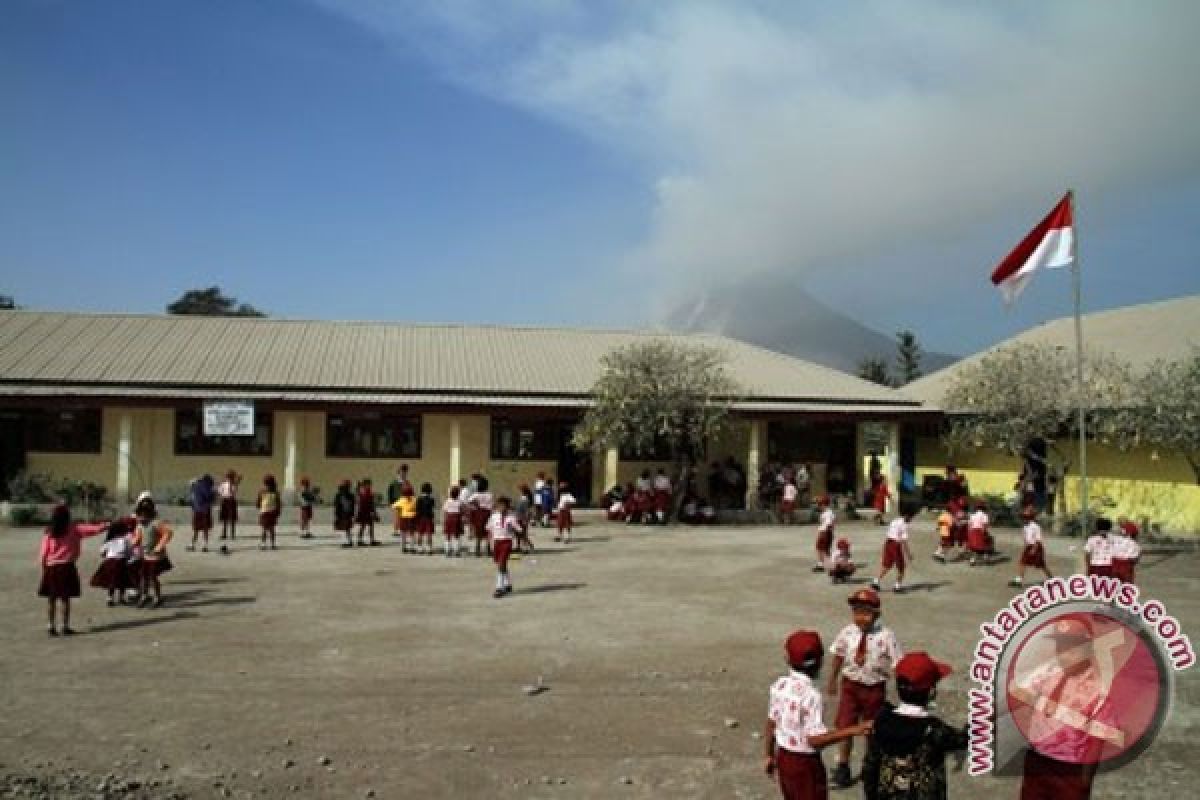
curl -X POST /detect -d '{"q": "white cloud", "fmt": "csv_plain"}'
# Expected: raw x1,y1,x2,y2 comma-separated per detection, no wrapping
315,1,1200,302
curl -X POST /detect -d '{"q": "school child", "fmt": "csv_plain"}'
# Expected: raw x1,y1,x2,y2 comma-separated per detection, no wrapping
606,487,627,522
443,485,464,557
625,482,645,525
486,496,523,598
781,480,799,526
1084,518,1114,577
217,470,240,540
393,486,418,552
37,504,108,635
298,477,316,539
355,479,380,547
652,468,673,524
860,652,967,800
90,518,136,606
132,493,174,608
555,482,576,543
257,474,281,550
1011,507,1054,587
333,479,356,548
458,478,475,537
765,630,873,800
415,483,437,555
533,471,548,526
187,473,216,552
814,496,835,573
471,477,494,557
950,499,969,555
538,479,556,528
872,477,891,525
932,504,954,562
829,539,856,584
514,485,536,553
966,503,994,567
1111,517,1140,584
828,588,903,790
873,510,915,593
386,465,411,534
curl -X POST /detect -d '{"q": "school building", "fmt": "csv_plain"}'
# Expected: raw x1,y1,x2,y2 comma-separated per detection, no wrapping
904,295,1200,534
0,311,933,509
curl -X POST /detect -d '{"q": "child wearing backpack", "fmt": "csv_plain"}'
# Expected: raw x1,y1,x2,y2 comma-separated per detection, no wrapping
860,652,967,800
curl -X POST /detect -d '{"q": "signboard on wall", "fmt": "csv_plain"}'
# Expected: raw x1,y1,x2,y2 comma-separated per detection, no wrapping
203,401,255,436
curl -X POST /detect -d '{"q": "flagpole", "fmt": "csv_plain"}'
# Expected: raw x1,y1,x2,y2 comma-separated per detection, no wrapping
1069,189,1089,536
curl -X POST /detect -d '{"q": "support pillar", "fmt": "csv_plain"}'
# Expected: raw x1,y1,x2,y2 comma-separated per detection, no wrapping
116,412,132,503
886,422,901,515
604,447,618,493
746,419,765,510
450,418,462,486
283,415,298,502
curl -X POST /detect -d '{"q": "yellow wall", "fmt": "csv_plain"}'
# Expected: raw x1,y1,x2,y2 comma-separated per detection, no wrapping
915,434,1200,534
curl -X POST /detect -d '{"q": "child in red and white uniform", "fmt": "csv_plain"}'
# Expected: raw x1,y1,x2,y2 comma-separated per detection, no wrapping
1084,518,1115,577
90,518,136,606
486,496,523,598
827,588,902,790
652,469,673,524
298,477,316,539
554,482,576,543
814,496,835,573
828,538,856,584
764,630,872,800
933,504,954,562
872,510,914,593
532,471,548,527
781,480,799,526
257,474,281,551
471,477,493,558
442,486,464,557
1011,507,1053,587
37,504,108,635
217,470,240,540
966,503,993,567
355,479,380,547
415,482,437,555
1111,517,1141,584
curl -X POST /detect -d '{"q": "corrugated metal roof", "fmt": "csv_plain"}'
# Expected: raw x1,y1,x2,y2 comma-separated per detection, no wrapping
0,311,927,410
906,295,1200,408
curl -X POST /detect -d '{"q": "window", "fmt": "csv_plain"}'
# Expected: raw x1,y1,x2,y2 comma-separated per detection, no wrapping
28,409,102,453
326,412,421,458
175,409,273,456
490,417,561,460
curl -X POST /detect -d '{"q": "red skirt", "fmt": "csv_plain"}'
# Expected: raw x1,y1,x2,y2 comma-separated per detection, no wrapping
493,538,513,568
219,497,238,522
652,490,670,513
355,508,376,525
881,539,906,570
1087,563,1114,578
967,528,991,554
192,510,212,530
815,529,833,555
1020,543,1046,568
90,557,134,591
606,509,626,521
38,563,81,599
556,508,573,531
776,750,828,800
443,512,462,537
141,556,173,579
835,679,885,727
334,514,353,532
259,510,279,528
300,506,313,525
1020,750,1094,800
472,509,491,539
1112,558,1136,583
416,517,434,535
781,499,796,515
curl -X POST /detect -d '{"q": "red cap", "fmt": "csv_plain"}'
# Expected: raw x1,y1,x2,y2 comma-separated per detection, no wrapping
1047,615,1091,644
818,494,831,506
785,630,824,667
895,652,952,690
835,537,850,552
1021,506,1037,520
848,588,881,611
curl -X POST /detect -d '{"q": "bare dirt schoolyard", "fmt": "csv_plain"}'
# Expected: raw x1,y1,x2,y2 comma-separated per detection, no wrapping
2,514,1197,799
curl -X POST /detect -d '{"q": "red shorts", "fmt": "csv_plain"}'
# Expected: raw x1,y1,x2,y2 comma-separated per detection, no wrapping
493,538,513,568
192,510,212,531
557,508,573,531
781,499,796,515
815,529,833,555
967,528,991,554
606,509,626,521
938,529,953,547
775,750,828,800
952,522,968,546
334,515,352,532
1020,750,1094,800
300,506,313,525
416,517,434,535
653,491,670,513
1087,563,1114,578
219,497,238,523
1112,558,1135,583
881,539,906,570
835,678,885,727
473,509,491,539
259,510,279,528
1020,543,1046,568
443,512,462,537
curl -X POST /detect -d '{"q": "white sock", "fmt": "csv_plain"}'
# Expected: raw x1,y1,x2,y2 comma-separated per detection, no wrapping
495,574,505,590
503,572,512,589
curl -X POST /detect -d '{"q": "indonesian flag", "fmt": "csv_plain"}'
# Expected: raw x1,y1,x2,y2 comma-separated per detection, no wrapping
990,193,1075,304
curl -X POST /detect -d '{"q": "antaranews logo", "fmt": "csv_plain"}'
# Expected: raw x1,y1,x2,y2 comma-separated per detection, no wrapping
968,574,1194,782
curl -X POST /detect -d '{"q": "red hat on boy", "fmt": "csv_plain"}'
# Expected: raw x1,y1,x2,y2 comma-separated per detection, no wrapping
848,588,881,611
835,537,850,552
785,630,824,667
895,652,953,690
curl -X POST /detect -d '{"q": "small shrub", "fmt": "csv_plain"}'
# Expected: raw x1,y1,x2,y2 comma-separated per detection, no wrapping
10,505,50,527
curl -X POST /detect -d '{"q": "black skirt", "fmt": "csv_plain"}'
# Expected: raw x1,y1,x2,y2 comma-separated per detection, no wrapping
38,563,81,599
90,558,135,591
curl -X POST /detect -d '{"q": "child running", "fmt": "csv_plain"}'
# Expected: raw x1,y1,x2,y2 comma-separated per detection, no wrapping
932,504,954,563
814,495,835,573
415,483,436,555
1011,507,1054,587
966,503,994,567
827,588,902,790
442,486,464,557
1084,517,1114,577
764,629,873,800
257,474,281,550
873,509,915,593
298,477,316,539
37,504,108,635
555,482,576,543
486,496,523,598
90,518,136,606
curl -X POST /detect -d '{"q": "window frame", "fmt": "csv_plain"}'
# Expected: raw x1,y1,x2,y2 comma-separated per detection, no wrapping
174,408,274,457
325,411,423,459
27,408,103,454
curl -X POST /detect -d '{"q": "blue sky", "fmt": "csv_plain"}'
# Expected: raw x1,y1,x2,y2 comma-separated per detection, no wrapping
2,0,1198,356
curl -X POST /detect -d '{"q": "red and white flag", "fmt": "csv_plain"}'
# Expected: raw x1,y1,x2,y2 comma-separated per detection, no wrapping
990,193,1075,304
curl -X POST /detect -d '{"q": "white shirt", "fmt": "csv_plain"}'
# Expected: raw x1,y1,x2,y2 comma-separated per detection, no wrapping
474,491,493,510
818,508,835,532
969,510,989,531
768,670,828,754
534,479,546,492
894,702,931,719
653,474,672,492
443,498,462,514
217,480,235,499
1084,535,1113,566
101,536,132,560
885,517,909,542
609,501,624,513
1110,533,1140,560
795,467,810,486
486,511,520,541
831,623,902,686
636,477,651,491
459,486,474,505
556,493,576,512
782,484,799,503
1023,521,1044,546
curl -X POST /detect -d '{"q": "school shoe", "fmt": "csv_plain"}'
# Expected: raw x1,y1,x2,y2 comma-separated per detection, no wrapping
47,626,58,637
1009,577,1023,587
62,627,77,635
201,546,209,553
493,589,505,599
933,551,946,562
370,540,381,546
811,564,825,573
341,542,354,549
831,762,853,789
107,598,117,607
893,583,904,594
870,579,881,591
186,544,196,552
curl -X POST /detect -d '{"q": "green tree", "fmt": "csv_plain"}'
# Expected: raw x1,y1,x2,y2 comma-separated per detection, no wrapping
1120,349,1200,484
572,340,741,514
894,329,923,385
166,287,266,317
857,357,893,387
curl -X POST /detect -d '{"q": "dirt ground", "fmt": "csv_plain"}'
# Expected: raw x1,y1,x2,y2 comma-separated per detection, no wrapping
1,512,1197,799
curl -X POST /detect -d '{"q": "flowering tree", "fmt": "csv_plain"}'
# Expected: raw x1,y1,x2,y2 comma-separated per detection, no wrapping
1124,349,1200,484
572,340,741,499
